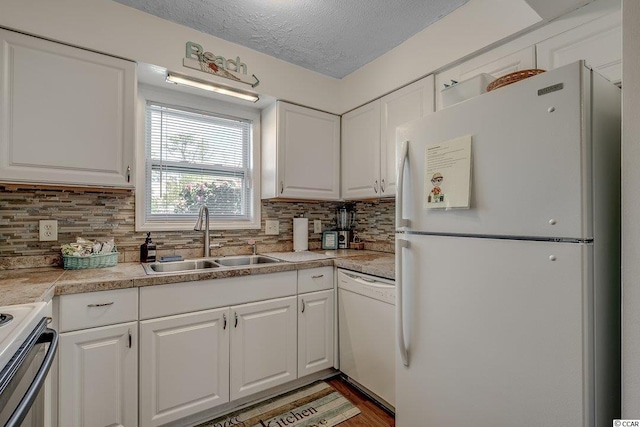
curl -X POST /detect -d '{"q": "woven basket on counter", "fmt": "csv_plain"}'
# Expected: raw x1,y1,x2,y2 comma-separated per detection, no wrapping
486,69,546,92
62,249,118,270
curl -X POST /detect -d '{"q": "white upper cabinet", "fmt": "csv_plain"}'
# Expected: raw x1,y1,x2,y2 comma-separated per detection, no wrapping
434,5,622,112
0,28,136,188
435,47,536,111
459,47,537,82
261,101,340,200
536,11,621,85
342,75,433,200
380,75,434,197
341,100,381,200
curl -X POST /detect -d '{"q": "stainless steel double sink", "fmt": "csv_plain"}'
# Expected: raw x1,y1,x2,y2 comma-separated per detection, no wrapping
143,255,281,275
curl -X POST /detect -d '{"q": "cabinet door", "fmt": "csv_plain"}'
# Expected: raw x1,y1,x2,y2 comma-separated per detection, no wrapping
380,76,434,197
536,11,621,85
341,100,381,199
298,290,334,377
277,102,341,200
139,308,230,427
435,47,536,110
459,46,536,81
230,296,297,400
0,28,135,188
59,322,138,427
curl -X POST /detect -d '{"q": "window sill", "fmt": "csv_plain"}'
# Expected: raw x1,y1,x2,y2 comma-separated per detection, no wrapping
135,219,261,232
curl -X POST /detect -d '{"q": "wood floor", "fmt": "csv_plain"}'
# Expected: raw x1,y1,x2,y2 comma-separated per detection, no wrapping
326,377,396,427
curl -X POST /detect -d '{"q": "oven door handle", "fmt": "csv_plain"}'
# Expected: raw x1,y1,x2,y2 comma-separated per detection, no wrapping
3,324,59,427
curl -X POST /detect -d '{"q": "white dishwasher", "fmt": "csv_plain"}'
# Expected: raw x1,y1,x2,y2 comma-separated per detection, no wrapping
337,268,395,409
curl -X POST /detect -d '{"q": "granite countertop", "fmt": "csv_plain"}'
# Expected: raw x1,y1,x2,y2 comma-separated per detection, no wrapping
0,250,395,307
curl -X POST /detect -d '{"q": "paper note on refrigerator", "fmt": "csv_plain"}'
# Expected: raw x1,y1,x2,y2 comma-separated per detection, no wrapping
424,135,472,209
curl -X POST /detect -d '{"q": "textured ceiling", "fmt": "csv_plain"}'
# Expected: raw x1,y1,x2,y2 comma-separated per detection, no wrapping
112,0,470,79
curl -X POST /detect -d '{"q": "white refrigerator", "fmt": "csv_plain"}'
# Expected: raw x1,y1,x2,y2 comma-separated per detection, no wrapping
395,61,621,426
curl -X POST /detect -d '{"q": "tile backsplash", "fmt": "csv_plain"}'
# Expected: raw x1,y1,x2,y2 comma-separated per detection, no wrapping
0,188,395,269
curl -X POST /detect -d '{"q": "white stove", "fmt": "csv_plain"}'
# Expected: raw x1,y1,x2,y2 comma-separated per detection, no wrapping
0,302,50,371
0,301,55,427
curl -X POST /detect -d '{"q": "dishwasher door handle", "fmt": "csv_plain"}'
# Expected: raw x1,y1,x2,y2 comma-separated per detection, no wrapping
341,272,394,289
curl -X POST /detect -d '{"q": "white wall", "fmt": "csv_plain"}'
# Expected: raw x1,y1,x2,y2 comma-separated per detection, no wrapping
0,0,342,112
525,0,591,19
338,0,541,112
0,0,548,115
622,0,640,417
337,0,625,113
0,0,616,116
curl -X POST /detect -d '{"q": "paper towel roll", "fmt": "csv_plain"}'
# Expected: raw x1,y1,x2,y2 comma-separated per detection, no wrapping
293,218,309,252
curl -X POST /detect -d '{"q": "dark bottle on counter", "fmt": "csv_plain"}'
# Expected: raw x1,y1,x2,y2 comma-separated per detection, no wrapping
140,232,156,262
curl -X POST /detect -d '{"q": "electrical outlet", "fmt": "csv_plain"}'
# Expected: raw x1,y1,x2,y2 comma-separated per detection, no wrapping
39,220,58,242
265,220,279,235
314,220,322,234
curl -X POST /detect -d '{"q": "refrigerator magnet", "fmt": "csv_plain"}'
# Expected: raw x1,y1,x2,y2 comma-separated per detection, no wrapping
425,135,472,209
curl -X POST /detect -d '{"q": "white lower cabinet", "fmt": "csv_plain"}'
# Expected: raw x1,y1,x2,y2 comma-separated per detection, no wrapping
138,295,299,424
139,308,230,427
58,322,138,427
298,290,335,377
58,270,335,427
230,296,298,400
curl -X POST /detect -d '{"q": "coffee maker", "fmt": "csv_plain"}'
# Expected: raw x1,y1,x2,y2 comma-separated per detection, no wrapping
335,204,356,249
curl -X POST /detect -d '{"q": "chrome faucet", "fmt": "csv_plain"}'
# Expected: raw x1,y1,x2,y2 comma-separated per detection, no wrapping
194,205,210,258
248,239,257,255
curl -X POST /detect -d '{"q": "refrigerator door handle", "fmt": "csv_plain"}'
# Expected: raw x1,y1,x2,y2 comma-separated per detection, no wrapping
396,238,410,367
397,140,410,229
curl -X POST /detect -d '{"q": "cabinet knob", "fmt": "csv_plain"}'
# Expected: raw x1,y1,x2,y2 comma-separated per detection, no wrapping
381,179,385,193
234,312,238,328
280,181,284,194
127,166,131,183
223,313,227,330
301,299,306,313
374,180,378,193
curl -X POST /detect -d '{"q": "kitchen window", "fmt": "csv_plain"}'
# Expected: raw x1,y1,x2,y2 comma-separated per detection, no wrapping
136,85,261,231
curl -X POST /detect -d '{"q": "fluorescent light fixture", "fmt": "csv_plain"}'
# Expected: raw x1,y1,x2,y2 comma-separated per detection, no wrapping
166,72,259,103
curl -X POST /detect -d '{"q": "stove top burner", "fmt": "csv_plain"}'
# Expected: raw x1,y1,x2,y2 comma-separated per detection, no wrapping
0,313,14,327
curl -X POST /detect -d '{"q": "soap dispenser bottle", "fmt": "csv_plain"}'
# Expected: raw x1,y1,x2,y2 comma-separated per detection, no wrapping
140,232,156,262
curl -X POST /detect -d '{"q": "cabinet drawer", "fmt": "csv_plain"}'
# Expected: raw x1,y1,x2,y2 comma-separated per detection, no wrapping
298,267,333,293
140,271,297,320
58,288,138,332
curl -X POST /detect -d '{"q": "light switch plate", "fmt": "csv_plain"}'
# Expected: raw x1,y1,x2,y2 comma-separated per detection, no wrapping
39,220,58,241
265,220,279,235
314,220,322,234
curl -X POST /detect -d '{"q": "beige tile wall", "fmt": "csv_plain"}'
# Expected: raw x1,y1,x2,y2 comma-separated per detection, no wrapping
0,188,395,269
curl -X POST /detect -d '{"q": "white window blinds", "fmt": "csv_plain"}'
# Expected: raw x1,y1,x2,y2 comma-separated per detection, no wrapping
145,101,253,221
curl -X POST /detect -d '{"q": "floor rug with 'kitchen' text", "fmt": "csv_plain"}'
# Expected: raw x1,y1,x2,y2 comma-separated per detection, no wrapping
197,381,360,427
